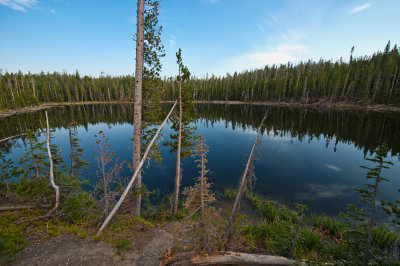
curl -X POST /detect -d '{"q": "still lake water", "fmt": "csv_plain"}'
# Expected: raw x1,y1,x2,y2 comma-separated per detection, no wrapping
1,103,399,218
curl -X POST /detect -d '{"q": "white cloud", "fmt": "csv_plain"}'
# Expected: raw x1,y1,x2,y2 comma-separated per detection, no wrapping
227,44,307,72
0,0,38,12
49,8,55,13
169,39,176,47
325,164,342,172
350,3,372,14
204,0,217,3
297,184,354,200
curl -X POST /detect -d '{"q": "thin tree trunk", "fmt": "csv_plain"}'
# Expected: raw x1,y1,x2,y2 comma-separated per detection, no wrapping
101,142,109,214
388,65,398,103
69,127,74,176
97,101,177,235
45,111,59,211
173,64,183,214
225,115,267,242
362,161,383,266
200,137,205,223
132,0,145,217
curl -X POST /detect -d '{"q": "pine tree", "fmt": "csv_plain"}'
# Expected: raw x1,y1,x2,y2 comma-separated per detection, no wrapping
164,48,196,214
342,143,394,265
68,121,88,177
183,135,215,220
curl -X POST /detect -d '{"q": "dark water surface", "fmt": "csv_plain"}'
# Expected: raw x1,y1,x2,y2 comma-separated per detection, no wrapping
1,103,399,218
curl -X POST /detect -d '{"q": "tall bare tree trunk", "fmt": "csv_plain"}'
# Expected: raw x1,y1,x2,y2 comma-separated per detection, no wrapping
173,66,183,214
45,111,59,211
133,0,145,217
225,115,267,242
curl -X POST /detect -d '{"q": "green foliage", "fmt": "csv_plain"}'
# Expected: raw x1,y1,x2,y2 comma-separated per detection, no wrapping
68,122,89,177
0,230,26,264
342,143,397,265
297,227,322,253
371,225,398,250
382,189,400,225
245,221,292,255
163,48,196,158
141,0,166,166
245,191,296,223
62,193,94,223
117,239,131,252
314,215,346,240
0,149,15,198
1,42,399,109
223,188,237,200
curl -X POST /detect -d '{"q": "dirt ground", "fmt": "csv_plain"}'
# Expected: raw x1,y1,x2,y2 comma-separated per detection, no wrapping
13,227,174,266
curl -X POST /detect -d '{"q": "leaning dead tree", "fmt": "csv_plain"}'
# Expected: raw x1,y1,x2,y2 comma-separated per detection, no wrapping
97,101,177,235
45,111,59,212
225,113,267,242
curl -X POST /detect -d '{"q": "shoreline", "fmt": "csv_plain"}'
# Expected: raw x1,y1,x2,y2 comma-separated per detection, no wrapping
1,100,399,118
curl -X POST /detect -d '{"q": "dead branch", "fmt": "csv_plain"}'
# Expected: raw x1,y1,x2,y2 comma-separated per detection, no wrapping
16,212,63,225
97,100,178,235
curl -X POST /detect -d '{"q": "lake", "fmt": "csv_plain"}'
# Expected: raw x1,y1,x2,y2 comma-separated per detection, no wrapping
1,103,399,220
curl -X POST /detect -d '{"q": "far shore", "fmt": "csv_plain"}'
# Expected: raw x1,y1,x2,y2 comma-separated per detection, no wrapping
1,100,399,118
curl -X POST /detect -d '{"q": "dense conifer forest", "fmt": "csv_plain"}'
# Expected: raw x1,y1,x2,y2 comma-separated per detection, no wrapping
1,41,399,109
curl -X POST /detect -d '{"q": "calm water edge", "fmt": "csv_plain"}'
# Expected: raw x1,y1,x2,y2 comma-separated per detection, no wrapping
1,103,399,220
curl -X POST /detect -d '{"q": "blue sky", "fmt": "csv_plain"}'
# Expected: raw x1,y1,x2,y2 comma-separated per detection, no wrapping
0,0,399,78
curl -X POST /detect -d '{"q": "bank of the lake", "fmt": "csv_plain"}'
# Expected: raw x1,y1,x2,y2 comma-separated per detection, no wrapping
1,100,400,118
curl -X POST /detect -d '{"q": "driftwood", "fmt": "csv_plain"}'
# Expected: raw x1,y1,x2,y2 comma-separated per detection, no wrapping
0,133,26,143
162,251,302,265
97,101,178,235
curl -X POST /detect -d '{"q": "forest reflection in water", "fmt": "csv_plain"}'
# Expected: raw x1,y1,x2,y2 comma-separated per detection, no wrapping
1,103,399,217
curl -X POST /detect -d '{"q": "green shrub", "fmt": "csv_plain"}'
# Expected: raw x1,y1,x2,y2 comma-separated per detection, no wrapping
117,239,131,251
0,230,26,264
298,227,321,252
62,193,93,223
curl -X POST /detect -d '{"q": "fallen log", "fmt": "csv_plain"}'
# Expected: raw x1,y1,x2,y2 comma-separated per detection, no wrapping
0,204,34,211
162,251,303,265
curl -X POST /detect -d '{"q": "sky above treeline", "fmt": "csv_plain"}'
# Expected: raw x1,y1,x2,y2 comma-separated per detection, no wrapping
0,0,399,78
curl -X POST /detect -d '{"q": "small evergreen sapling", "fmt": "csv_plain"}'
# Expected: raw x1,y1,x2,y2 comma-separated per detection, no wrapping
342,143,394,265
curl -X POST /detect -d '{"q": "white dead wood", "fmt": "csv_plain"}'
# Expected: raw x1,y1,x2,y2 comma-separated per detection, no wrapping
45,111,59,212
162,251,303,265
97,101,178,235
